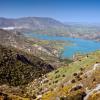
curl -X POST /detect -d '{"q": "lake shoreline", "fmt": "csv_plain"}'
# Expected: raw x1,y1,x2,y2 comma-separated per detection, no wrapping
23,32,100,58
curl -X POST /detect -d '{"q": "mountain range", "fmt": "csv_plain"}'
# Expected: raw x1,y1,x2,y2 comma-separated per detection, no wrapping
0,17,100,41
0,17,65,30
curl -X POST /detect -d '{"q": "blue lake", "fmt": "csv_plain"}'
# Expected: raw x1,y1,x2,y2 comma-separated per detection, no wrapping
24,33,100,58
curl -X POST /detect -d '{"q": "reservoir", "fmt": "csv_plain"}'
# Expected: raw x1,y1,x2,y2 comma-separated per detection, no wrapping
24,33,100,58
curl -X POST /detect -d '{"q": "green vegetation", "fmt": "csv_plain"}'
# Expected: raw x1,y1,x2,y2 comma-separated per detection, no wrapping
0,44,54,86
41,50,100,100
0,41,99,100
25,50,100,99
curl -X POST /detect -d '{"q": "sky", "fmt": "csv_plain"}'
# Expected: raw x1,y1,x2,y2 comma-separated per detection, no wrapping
0,0,100,23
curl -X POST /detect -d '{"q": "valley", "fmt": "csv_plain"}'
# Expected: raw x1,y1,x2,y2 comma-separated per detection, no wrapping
0,17,100,100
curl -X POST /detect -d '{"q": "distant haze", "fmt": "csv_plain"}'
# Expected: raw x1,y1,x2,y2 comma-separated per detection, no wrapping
0,0,100,23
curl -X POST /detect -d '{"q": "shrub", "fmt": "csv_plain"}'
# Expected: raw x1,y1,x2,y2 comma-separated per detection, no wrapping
55,74,60,79
73,73,77,76
62,74,65,77
80,68,84,71
71,79,76,83
55,80,58,83
55,70,59,74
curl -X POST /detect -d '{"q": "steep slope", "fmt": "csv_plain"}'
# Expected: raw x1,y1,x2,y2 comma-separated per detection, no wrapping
0,44,54,86
42,51,100,100
0,29,61,62
25,50,100,100
0,29,72,67
0,44,99,100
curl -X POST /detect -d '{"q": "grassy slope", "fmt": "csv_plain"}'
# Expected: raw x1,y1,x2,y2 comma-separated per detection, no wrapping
0,43,99,100
41,50,100,100
25,50,100,99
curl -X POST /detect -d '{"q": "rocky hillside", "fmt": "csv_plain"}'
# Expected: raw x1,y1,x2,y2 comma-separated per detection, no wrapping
0,29,72,67
0,44,54,86
0,29,30,47
0,29,56,61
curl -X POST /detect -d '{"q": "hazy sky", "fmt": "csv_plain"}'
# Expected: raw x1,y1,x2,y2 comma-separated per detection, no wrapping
0,0,100,23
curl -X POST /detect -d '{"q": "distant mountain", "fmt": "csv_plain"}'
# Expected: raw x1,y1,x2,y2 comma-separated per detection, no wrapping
0,17,65,30
0,17,100,41
63,22,100,41
64,22,100,27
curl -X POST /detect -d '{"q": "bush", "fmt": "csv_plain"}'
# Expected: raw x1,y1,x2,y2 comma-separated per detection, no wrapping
55,74,60,79
73,73,77,76
71,79,76,83
62,74,65,77
55,70,59,74
55,80,58,83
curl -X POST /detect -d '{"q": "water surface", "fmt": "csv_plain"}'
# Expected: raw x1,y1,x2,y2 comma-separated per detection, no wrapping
24,33,100,58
